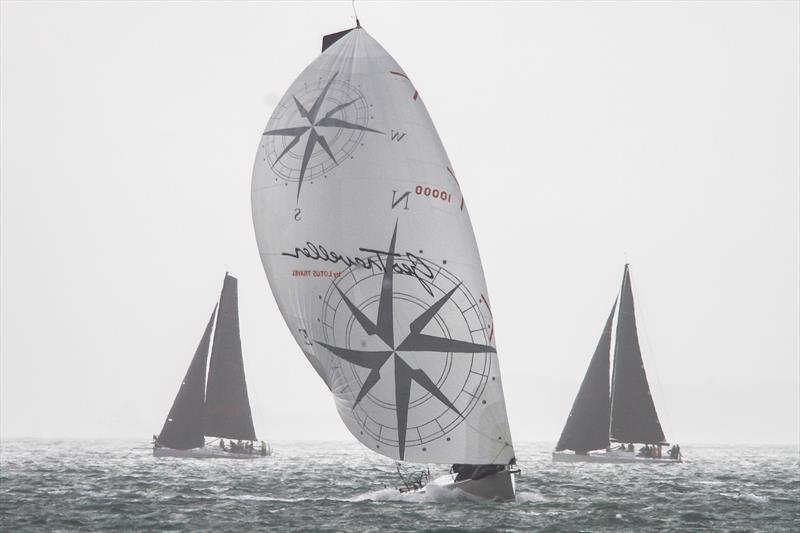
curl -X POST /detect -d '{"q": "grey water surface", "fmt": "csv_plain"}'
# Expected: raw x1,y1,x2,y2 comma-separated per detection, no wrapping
1,440,797,531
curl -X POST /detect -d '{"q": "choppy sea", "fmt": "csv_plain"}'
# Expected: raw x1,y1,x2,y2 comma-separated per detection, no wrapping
1,440,798,531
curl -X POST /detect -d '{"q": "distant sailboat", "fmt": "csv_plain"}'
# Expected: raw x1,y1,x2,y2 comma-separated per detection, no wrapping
153,274,271,459
552,265,682,463
251,24,518,499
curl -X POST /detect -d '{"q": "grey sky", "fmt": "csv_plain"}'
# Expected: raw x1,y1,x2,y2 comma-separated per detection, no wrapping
1,1,798,445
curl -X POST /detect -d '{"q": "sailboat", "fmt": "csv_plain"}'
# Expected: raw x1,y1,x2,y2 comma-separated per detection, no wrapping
153,274,271,459
552,265,681,464
251,23,518,500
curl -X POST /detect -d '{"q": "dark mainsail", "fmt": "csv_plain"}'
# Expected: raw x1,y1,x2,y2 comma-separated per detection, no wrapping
556,300,617,453
203,274,257,441
157,306,216,450
609,265,666,444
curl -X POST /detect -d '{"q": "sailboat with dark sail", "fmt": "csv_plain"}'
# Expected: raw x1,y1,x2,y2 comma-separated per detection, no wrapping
153,274,271,459
251,24,518,499
552,265,681,464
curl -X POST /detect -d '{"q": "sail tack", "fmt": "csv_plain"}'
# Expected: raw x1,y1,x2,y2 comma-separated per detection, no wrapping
203,274,257,441
252,28,515,465
158,306,216,450
609,266,666,444
555,301,616,453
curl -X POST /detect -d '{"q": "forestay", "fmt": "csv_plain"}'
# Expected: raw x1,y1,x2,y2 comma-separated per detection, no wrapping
251,27,515,464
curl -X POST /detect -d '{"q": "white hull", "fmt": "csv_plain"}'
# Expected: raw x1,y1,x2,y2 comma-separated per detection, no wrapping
403,470,516,501
153,445,271,459
552,450,681,464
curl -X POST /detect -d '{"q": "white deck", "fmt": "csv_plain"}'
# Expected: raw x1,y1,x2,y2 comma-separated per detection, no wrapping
552,449,681,464
153,445,271,459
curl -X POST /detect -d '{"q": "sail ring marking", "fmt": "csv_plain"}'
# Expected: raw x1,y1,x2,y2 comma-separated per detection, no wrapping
319,255,493,450
261,76,379,187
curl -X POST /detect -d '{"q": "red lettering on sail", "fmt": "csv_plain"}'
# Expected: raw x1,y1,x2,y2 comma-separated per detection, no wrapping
390,71,419,101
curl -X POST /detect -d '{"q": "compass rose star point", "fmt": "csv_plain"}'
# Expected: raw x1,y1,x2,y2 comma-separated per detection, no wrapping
316,224,494,460
263,72,384,202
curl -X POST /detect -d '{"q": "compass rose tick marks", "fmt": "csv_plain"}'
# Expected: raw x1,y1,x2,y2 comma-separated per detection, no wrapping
263,72,384,202
316,222,496,460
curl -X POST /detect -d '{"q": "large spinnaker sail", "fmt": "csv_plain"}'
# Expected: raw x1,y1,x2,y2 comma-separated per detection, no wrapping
158,306,216,450
203,274,257,441
556,300,616,453
609,266,666,444
251,28,515,465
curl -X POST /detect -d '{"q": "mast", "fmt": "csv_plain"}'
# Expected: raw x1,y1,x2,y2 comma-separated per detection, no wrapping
157,306,216,450
609,265,666,444
203,274,257,441
555,300,616,453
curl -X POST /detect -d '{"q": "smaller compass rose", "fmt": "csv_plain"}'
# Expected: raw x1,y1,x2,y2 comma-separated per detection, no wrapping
263,72,383,202
316,222,496,459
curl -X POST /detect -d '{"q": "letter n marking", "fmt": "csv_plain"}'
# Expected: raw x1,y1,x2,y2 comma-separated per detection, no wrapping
391,190,411,210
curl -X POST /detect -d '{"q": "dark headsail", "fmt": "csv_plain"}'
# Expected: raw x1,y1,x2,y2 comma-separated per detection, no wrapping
556,300,617,453
157,306,216,450
203,274,257,441
609,265,666,444
321,27,354,52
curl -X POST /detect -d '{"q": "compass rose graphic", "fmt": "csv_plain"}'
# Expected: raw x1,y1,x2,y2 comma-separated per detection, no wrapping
316,222,496,460
262,72,383,202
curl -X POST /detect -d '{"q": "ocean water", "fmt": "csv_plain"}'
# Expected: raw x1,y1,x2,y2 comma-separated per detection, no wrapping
1,440,797,532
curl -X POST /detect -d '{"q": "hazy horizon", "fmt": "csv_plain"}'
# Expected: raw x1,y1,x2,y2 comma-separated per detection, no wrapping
2,437,798,448
2,1,798,448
